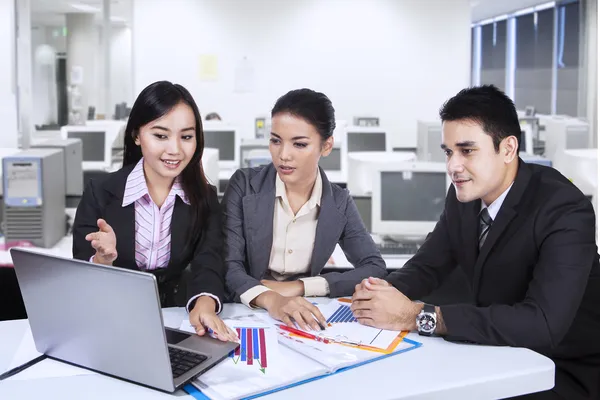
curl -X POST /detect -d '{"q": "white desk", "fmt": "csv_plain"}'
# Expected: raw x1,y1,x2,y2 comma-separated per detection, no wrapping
328,244,408,269
0,302,554,400
1,236,408,270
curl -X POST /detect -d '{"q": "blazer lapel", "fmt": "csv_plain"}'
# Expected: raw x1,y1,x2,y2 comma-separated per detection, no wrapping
472,207,517,294
102,165,136,269
310,170,345,276
168,198,189,269
108,202,136,268
472,160,532,296
243,166,276,278
461,199,480,282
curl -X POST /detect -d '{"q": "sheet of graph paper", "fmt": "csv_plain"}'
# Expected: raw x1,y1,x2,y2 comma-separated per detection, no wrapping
318,301,401,351
180,317,327,400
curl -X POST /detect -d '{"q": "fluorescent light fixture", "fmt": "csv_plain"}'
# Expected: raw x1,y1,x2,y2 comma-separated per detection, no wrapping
477,17,495,25
514,1,555,16
514,7,535,16
534,1,556,11
477,1,556,24
70,3,101,13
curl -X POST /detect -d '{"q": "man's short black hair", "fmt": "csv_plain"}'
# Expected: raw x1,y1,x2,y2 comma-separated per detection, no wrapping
439,85,522,153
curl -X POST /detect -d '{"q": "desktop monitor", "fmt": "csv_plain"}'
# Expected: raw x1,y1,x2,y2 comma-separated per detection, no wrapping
86,120,127,150
245,149,271,168
203,126,238,169
371,162,450,238
201,148,219,187
519,123,534,156
553,148,597,210
321,139,348,184
541,116,590,161
346,127,388,152
416,121,443,162
347,152,417,196
239,138,270,168
319,147,341,171
61,126,114,170
520,153,553,167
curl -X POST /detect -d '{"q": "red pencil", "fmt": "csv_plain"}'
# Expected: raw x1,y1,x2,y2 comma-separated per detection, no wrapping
276,324,330,343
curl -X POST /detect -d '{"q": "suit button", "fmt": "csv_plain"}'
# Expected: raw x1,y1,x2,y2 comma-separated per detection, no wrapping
288,249,293,254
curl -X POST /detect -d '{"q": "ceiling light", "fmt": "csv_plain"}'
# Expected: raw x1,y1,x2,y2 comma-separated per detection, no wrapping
534,2,556,12
70,3,101,13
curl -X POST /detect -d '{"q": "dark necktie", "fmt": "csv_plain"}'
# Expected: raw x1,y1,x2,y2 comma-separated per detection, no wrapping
478,208,493,249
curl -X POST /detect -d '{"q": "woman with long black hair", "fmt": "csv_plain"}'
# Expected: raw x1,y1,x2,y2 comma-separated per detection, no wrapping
73,81,237,342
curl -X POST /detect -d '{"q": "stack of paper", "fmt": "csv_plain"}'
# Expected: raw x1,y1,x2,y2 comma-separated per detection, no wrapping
181,300,422,400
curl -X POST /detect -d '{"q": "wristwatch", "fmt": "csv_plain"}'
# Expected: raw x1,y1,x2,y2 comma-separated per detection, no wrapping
416,304,437,336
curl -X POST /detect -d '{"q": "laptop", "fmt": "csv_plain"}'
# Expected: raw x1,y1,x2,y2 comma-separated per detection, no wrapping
10,248,239,393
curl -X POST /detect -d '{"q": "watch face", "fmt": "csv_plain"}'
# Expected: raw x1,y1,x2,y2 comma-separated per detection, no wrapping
418,314,436,333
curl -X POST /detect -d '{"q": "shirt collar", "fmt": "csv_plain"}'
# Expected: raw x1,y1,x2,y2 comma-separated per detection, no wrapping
122,158,189,207
481,182,514,221
275,171,322,210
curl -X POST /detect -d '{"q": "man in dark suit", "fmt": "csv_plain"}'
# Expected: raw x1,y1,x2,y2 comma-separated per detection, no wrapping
351,85,600,399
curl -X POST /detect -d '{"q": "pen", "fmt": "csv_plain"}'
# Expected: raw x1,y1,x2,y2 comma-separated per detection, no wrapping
0,354,47,381
278,325,366,347
276,324,330,344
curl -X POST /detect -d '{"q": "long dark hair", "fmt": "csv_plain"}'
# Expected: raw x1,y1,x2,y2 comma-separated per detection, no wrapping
123,80,211,249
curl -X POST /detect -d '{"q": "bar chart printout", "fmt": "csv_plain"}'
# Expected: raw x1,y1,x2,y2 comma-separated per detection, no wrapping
326,304,357,324
229,327,268,373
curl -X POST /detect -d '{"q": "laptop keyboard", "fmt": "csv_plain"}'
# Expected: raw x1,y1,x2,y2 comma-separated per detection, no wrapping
376,241,421,255
169,347,207,379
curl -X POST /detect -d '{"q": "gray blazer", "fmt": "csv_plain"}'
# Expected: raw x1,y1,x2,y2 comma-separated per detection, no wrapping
222,163,387,302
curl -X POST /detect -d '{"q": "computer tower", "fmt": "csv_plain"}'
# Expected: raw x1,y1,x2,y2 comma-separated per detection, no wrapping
32,138,83,198
2,149,66,248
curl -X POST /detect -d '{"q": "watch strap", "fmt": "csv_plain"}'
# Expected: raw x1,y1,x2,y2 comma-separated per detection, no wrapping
418,303,436,336
423,303,435,314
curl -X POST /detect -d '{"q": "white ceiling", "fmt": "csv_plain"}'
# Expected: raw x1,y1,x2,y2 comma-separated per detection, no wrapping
470,0,554,22
31,0,131,27
30,0,554,27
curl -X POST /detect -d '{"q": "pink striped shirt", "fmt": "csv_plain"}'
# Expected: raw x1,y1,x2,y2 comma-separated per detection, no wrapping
122,158,189,271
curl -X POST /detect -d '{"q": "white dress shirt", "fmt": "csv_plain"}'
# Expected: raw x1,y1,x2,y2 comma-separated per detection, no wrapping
240,172,330,307
481,183,514,221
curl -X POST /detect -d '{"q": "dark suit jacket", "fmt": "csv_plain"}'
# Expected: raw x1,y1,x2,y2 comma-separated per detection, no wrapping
223,164,387,302
387,160,600,399
72,164,226,308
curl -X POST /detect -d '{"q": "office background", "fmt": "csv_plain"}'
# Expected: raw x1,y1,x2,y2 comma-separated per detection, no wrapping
0,0,596,147
0,0,597,322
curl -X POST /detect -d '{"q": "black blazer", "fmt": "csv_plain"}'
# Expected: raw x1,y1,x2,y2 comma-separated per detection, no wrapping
387,160,600,399
223,164,387,302
72,164,226,308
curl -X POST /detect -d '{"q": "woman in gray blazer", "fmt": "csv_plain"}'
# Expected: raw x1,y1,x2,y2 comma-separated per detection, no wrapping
222,88,387,330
